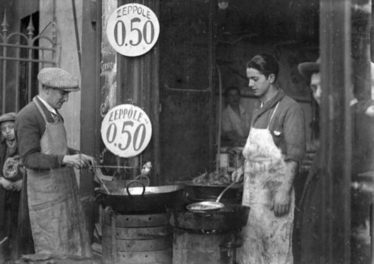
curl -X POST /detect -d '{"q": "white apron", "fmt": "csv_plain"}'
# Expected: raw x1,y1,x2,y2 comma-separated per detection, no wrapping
26,98,92,257
237,103,294,264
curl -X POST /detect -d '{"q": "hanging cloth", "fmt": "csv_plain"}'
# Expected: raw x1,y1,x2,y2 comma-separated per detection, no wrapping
26,98,92,257
238,103,294,264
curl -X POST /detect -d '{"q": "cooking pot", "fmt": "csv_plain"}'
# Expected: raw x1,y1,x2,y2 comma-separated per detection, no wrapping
95,183,184,214
186,180,238,212
169,203,250,233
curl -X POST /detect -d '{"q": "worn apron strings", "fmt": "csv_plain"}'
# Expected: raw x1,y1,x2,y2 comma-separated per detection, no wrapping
33,98,48,122
266,102,279,130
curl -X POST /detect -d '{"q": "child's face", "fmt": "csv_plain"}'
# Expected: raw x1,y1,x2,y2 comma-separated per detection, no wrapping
1,121,15,141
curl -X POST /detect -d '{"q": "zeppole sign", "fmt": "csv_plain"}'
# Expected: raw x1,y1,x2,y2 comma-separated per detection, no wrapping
106,3,160,57
101,104,152,158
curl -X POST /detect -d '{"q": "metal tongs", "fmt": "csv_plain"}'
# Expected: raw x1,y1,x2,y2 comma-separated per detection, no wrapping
94,168,111,194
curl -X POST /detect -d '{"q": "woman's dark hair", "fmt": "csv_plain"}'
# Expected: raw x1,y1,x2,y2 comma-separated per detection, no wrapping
246,53,279,81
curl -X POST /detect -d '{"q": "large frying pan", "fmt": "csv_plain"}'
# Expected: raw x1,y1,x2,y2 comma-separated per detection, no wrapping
186,181,238,213
96,183,184,213
95,168,184,213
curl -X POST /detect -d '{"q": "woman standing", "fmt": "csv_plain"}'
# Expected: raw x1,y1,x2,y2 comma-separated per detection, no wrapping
237,54,305,264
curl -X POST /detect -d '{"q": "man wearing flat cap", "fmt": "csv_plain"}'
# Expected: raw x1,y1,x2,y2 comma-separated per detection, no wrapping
15,67,95,257
297,59,374,263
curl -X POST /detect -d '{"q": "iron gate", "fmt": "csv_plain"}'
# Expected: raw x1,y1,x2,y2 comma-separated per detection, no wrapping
0,11,57,113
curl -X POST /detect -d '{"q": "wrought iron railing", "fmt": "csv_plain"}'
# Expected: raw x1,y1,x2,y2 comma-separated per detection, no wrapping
0,11,57,113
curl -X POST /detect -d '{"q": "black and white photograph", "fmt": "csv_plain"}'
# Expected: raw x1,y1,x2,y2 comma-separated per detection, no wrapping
0,0,373,263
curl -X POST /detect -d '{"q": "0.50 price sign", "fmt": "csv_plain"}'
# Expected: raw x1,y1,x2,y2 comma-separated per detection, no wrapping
101,104,152,158
106,3,160,57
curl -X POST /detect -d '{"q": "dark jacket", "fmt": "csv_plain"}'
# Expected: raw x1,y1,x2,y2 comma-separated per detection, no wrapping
0,140,25,261
15,96,77,170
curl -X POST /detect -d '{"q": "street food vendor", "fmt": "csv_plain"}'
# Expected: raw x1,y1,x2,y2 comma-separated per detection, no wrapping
221,86,251,147
15,67,96,257
297,58,374,264
0,112,23,261
235,53,306,264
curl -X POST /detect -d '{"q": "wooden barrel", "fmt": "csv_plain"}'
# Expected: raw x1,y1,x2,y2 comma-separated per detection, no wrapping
102,211,172,264
172,228,232,264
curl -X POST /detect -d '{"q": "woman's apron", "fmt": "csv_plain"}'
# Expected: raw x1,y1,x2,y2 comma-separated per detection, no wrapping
237,103,294,264
26,98,92,257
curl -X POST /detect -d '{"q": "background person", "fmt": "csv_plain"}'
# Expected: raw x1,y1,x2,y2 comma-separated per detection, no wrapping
236,53,306,264
0,112,23,262
15,67,96,258
221,86,251,147
297,58,374,264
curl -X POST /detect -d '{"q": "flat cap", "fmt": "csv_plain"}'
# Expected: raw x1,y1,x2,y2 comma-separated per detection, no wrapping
38,67,79,91
298,58,320,79
0,112,16,124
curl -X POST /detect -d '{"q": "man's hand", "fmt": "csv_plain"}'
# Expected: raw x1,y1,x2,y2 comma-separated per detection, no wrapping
365,104,374,117
63,154,97,169
12,180,22,191
271,187,292,217
270,160,297,217
231,166,244,183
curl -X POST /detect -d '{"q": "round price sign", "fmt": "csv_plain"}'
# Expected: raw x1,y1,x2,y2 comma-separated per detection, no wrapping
106,3,160,57
101,104,152,158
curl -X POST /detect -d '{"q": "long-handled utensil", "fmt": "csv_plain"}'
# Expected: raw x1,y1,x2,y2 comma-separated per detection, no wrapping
95,168,111,194
186,181,239,212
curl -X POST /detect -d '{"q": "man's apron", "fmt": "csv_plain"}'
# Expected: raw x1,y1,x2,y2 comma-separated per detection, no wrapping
237,103,294,264
26,98,92,257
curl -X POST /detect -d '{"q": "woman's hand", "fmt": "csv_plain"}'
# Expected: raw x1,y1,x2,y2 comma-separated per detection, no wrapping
271,187,291,217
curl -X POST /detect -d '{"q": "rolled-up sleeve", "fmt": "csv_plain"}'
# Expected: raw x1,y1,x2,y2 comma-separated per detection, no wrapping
283,104,306,162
